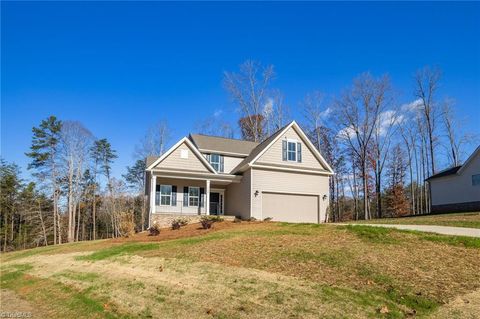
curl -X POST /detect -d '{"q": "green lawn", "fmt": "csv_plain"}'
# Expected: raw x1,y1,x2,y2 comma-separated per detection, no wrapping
348,212,480,229
1,222,479,319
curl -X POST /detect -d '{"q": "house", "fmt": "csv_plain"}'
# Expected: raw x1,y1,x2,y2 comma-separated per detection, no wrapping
427,146,480,213
145,121,334,227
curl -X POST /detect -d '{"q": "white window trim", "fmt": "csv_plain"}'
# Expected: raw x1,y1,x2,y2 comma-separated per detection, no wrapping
159,184,172,206
188,186,200,207
286,139,298,162
209,154,221,171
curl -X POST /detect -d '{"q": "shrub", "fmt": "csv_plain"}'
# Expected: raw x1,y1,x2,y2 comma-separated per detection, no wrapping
171,217,189,230
263,217,273,222
200,216,224,229
246,217,257,222
148,224,161,236
119,212,135,238
233,217,242,223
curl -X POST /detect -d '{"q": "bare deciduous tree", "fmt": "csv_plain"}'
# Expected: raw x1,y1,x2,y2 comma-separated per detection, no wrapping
414,66,441,175
263,90,290,136
134,120,171,159
195,115,235,138
59,121,94,243
335,73,391,220
224,60,275,142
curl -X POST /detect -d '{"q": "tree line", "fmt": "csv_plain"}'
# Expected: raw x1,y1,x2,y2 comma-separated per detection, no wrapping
1,60,477,251
205,60,477,221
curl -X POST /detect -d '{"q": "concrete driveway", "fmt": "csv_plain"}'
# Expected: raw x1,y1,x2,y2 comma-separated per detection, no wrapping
348,224,480,238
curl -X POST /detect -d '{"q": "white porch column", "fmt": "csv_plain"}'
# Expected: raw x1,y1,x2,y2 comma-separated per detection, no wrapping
149,174,157,227
206,179,210,215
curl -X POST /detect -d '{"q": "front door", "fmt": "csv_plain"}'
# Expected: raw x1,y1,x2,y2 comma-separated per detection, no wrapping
209,192,223,215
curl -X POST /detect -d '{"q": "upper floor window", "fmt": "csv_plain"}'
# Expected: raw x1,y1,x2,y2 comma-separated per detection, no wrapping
473,174,480,186
207,153,224,172
282,140,302,163
287,141,297,161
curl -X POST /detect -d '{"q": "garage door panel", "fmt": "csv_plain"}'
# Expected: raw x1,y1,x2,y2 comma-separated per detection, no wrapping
262,192,318,223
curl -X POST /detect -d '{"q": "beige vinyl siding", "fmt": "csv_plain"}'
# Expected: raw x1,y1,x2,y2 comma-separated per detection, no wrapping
223,156,244,174
251,168,329,222
256,126,324,170
225,169,251,219
430,153,480,205
155,142,211,173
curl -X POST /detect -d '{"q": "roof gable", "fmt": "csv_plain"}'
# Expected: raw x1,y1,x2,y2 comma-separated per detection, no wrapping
232,121,334,174
457,145,480,175
146,137,217,173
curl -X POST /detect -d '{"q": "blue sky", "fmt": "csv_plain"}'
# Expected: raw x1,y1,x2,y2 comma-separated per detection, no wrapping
2,2,479,180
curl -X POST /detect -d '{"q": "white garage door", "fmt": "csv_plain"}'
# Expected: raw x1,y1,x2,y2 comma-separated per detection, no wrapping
262,192,319,223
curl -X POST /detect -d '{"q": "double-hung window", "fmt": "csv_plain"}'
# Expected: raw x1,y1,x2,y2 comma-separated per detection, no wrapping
207,153,224,172
282,139,302,163
210,154,221,171
287,141,297,161
160,185,172,206
188,187,200,206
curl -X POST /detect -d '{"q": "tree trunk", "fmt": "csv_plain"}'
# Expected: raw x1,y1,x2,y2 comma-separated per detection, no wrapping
38,200,48,246
92,185,96,241
362,161,369,220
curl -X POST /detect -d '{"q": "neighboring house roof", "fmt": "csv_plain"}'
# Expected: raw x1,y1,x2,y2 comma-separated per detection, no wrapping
426,145,480,181
189,134,258,156
426,166,462,181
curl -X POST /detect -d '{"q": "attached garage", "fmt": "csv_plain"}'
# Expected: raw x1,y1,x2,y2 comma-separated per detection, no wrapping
262,192,319,223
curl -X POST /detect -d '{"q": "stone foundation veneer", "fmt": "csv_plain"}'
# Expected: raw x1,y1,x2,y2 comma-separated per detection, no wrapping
431,201,480,214
150,214,235,228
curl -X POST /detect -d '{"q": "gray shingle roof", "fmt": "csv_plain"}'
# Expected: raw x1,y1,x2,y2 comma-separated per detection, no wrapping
189,134,259,155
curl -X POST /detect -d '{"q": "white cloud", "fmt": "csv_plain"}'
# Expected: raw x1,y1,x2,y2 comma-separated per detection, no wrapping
377,110,401,136
337,125,356,140
213,109,223,117
400,99,423,113
263,97,274,116
320,107,332,120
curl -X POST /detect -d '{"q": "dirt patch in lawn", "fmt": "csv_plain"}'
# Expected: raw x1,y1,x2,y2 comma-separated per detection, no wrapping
0,289,45,317
429,289,480,319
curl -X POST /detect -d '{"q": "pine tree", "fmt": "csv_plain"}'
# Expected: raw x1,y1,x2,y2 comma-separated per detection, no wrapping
25,116,62,244
91,139,117,237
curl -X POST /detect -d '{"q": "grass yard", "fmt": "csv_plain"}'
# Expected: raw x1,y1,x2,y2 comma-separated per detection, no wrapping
1,221,480,318
348,212,480,229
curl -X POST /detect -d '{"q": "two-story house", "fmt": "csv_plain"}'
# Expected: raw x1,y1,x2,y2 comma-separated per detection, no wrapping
145,121,334,226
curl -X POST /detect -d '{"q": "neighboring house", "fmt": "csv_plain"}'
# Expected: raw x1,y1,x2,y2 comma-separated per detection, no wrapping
145,121,334,226
427,146,480,213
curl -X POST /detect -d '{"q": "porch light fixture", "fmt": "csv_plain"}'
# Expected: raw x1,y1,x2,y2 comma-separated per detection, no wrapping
254,190,259,197
322,194,327,201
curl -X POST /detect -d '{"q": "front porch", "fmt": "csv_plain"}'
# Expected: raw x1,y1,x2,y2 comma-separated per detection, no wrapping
148,171,240,227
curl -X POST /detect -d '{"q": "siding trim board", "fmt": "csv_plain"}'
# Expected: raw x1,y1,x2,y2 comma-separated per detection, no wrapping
252,163,333,175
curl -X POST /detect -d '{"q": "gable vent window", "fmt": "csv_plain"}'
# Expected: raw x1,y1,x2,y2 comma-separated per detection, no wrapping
282,140,302,163
207,153,224,172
